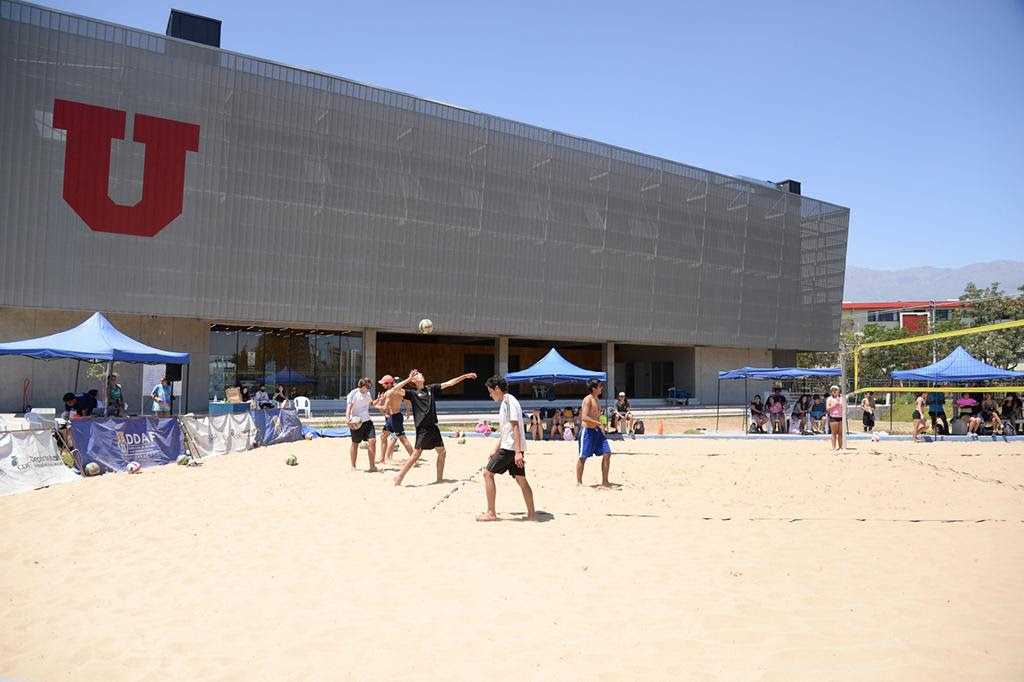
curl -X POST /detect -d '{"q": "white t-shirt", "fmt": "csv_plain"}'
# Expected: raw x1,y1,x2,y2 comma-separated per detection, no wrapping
498,394,526,452
346,388,373,421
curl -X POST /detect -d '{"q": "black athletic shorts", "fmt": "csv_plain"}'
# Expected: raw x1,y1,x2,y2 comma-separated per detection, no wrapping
350,420,375,443
486,448,526,478
383,413,406,436
829,416,842,423
911,410,922,420
414,424,444,450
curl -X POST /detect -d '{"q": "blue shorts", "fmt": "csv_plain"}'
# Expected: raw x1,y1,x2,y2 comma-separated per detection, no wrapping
384,413,406,436
579,428,611,459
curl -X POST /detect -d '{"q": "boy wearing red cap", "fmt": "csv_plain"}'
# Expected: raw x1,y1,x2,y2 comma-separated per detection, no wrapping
375,372,416,463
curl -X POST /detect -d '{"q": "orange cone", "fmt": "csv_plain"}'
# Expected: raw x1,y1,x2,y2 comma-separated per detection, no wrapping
658,420,665,435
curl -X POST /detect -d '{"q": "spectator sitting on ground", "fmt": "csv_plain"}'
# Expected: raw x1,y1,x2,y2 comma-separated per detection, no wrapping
62,390,97,418
612,392,633,434
272,385,289,408
749,394,768,432
809,394,826,433
765,385,787,433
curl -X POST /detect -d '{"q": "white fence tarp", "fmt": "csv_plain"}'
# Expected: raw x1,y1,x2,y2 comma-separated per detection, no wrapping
181,413,257,459
0,429,79,496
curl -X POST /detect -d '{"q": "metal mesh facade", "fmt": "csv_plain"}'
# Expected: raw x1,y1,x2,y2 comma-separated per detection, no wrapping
0,1,849,350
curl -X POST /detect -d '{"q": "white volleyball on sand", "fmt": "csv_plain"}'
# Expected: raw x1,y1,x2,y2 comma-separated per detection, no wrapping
350,415,362,428
176,454,189,466
286,454,298,466
358,441,369,450
127,461,141,474
418,318,433,334
84,462,101,477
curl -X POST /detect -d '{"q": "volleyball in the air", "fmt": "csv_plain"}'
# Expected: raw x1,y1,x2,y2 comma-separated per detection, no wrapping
350,415,362,428
127,461,141,474
418,318,433,334
84,462,101,477
285,454,298,466
176,454,189,466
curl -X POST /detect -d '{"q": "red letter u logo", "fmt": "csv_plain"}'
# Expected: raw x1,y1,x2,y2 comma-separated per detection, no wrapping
53,99,200,237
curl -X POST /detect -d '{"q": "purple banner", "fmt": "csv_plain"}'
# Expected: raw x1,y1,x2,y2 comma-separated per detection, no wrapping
69,417,184,472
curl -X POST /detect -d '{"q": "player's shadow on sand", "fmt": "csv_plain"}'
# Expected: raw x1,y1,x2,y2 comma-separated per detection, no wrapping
402,478,462,488
501,511,555,522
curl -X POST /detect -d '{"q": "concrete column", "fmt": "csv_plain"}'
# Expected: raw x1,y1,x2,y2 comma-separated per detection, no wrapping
363,328,377,385
602,342,615,407
495,336,509,377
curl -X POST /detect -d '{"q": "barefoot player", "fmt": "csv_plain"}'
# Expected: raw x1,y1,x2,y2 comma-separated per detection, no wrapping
578,378,612,487
393,370,477,486
346,377,382,472
477,375,536,522
375,372,416,463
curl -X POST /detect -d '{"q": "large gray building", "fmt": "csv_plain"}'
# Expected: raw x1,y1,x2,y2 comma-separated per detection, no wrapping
0,0,849,412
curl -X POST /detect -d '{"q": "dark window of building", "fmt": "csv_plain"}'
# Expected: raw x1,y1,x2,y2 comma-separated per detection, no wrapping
868,311,897,322
209,328,361,400
935,309,952,321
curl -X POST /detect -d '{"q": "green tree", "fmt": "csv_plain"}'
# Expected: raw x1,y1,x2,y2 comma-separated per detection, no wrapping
953,282,1024,369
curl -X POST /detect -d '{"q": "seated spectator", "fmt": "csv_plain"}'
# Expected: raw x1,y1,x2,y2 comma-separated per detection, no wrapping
749,394,767,433
793,394,812,434
561,407,579,439
809,395,826,433
529,408,544,441
547,407,563,440
253,384,274,409
272,385,289,408
612,392,634,434
980,393,1003,432
62,391,97,418
1000,393,1019,434
765,386,787,433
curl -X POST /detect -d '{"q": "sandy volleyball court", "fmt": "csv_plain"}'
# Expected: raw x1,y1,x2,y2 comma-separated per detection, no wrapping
2,435,1022,680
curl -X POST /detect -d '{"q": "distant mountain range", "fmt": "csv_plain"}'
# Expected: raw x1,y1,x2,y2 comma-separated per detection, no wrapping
844,261,1024,302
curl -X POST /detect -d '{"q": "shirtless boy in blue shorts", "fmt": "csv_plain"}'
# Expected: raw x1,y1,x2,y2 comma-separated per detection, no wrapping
578,378,612,487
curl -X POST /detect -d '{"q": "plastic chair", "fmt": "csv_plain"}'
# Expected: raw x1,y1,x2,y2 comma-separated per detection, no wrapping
292,396,312,418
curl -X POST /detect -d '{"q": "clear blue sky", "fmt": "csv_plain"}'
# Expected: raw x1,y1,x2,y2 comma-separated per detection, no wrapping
39,0,1024,269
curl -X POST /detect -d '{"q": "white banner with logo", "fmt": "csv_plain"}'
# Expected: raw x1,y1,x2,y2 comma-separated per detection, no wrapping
0,429,79,496
181,413,257,458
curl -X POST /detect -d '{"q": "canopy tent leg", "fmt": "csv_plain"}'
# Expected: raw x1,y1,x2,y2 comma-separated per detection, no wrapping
715,379,721,431
185,364,190,414
103,361,111,417
889,380,894,432
744,377,748,432
73,359,80,392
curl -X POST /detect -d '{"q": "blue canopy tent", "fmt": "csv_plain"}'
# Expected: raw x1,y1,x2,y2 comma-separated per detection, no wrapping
271,367,317,385
505,348,607,407
891,346,1024,382
715,366,841,430
505,348,607,385
0,312,191,411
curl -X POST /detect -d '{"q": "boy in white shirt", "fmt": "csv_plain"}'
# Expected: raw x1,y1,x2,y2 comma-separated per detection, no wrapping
477,376,536,522
346,377,382,472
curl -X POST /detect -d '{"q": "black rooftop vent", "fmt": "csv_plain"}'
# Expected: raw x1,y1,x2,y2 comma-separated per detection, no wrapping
166,9,221,48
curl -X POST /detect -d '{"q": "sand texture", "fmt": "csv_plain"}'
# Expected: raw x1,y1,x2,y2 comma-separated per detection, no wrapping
1,436,1022,681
